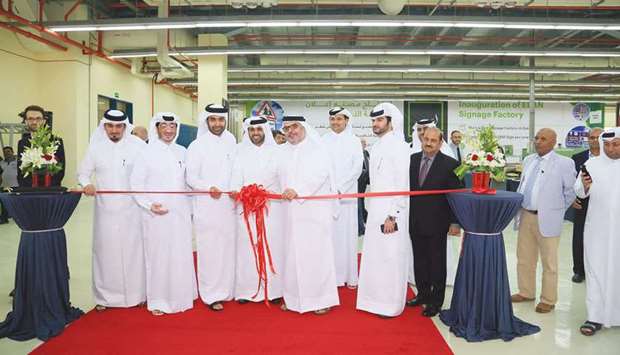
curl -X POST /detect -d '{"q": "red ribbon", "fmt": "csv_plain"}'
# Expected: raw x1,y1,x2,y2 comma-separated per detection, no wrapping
233,184,276,305
73,187,470,306
74,188,470,199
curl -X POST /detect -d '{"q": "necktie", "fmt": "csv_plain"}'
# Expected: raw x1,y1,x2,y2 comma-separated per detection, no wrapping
419,157,431,186
456,146,462,163
522,157,542,208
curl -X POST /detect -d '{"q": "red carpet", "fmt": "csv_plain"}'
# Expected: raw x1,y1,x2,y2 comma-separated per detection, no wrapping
32,287,452,355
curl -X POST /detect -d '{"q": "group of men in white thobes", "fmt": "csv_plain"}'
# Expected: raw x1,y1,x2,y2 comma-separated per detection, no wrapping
79,101,469,319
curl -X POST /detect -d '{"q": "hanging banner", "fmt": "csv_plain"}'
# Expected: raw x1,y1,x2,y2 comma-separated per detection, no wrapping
245,100,404,144
447,101,604,161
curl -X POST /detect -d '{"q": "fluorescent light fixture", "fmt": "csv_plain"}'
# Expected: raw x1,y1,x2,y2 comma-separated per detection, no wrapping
228,97,620,104
224,65,620,76
172,79,620,88
227,89,620,98
45,15,620,32
109,47,620,59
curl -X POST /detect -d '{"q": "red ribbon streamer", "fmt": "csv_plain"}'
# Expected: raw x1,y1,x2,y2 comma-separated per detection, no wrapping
233,184,276,305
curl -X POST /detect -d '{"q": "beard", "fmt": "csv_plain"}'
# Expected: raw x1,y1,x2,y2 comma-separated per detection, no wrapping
250,134,265,145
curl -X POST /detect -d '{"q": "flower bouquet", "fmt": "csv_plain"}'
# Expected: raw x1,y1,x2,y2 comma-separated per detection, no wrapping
19,124,63,188
454,126,506,194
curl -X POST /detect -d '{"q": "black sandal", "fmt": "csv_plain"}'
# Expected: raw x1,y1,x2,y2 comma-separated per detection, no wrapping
208,301,224,311
580,321,602,336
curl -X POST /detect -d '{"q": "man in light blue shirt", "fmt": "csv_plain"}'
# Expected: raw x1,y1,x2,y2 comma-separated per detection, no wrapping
513,128,576,314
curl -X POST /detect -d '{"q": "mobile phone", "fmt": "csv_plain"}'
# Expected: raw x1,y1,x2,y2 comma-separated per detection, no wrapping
581,165,591,179
380,223,398,233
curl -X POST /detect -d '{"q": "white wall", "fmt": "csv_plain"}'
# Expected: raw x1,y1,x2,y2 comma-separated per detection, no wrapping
0,30,196,186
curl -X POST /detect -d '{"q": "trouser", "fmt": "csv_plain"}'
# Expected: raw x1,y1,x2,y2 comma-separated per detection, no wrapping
412,232,447,307
0,200,9,221
357,197,367,235
572,204,587,277
517,210,560,305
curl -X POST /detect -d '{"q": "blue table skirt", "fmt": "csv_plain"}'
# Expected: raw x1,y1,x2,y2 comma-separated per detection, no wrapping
439,191,540,342
0,192,84,341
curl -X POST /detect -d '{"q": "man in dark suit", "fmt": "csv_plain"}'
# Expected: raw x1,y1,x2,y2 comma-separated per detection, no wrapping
407,127,463,317
17,105,65,187
570,127,603,283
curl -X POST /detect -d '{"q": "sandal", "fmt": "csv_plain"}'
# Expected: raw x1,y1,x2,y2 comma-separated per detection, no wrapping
208,301,224,311
314,307,330,315
269,297,283,305
280,303,288,312
151,310,164,316
580,321,602,336
95,305,107,312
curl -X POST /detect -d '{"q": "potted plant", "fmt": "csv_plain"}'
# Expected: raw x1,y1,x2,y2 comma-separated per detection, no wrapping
19,124,63,188
454,126,506,194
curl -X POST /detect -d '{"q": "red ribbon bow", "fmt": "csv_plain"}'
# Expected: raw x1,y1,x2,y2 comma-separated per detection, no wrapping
234,184,277,305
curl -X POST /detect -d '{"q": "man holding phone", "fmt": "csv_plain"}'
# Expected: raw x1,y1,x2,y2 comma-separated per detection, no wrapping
356,103,411,318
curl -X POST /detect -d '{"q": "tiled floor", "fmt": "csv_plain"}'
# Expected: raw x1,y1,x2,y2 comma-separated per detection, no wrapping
0,198,618,354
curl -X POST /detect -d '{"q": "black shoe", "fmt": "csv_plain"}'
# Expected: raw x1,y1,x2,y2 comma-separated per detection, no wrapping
572,274,585,283
0,219,8,225
9,289,14,297
406,297,424,307
422,305,440,317
237,299,250,304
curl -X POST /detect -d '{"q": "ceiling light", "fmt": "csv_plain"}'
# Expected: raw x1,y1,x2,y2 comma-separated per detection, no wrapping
45,15,620,32
109,47,620,59
226,65,620,76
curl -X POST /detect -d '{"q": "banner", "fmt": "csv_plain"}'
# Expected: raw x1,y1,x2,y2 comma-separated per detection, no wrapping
245,100,404,144
447,101,604,161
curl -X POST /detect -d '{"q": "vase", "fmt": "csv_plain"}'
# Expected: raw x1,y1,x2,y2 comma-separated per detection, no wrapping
44,173,52,187
32,174,39,188
472,171,494,194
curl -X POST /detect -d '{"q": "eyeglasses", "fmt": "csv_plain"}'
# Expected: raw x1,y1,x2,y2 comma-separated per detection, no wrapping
25,117,44,122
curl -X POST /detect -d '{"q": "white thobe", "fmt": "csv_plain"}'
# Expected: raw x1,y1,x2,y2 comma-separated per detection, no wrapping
77,135,146,307
357,131,411,317
410,140,458,286
322,130,364,287
231,143,284,301
575,156,620,327
278,139,339,313
186,132,237,304
130,140,197,314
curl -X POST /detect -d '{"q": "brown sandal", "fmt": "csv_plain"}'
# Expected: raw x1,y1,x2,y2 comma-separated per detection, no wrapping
208,302,224,311
151,309,164,316
314,308,330,315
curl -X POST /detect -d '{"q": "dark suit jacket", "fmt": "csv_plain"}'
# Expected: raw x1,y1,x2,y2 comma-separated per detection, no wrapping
357,149,370,193
17,133,66,187
571,149,590,212
409,151,463,237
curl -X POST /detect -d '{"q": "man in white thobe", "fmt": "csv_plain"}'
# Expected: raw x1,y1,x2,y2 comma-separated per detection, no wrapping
321,107,364,288
231,116,285,303
130,112,197,315
356,103,411,318
186,103,237,311
409,117,458,286
279,115,339,315
78,109,146,311
574,127,620,335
